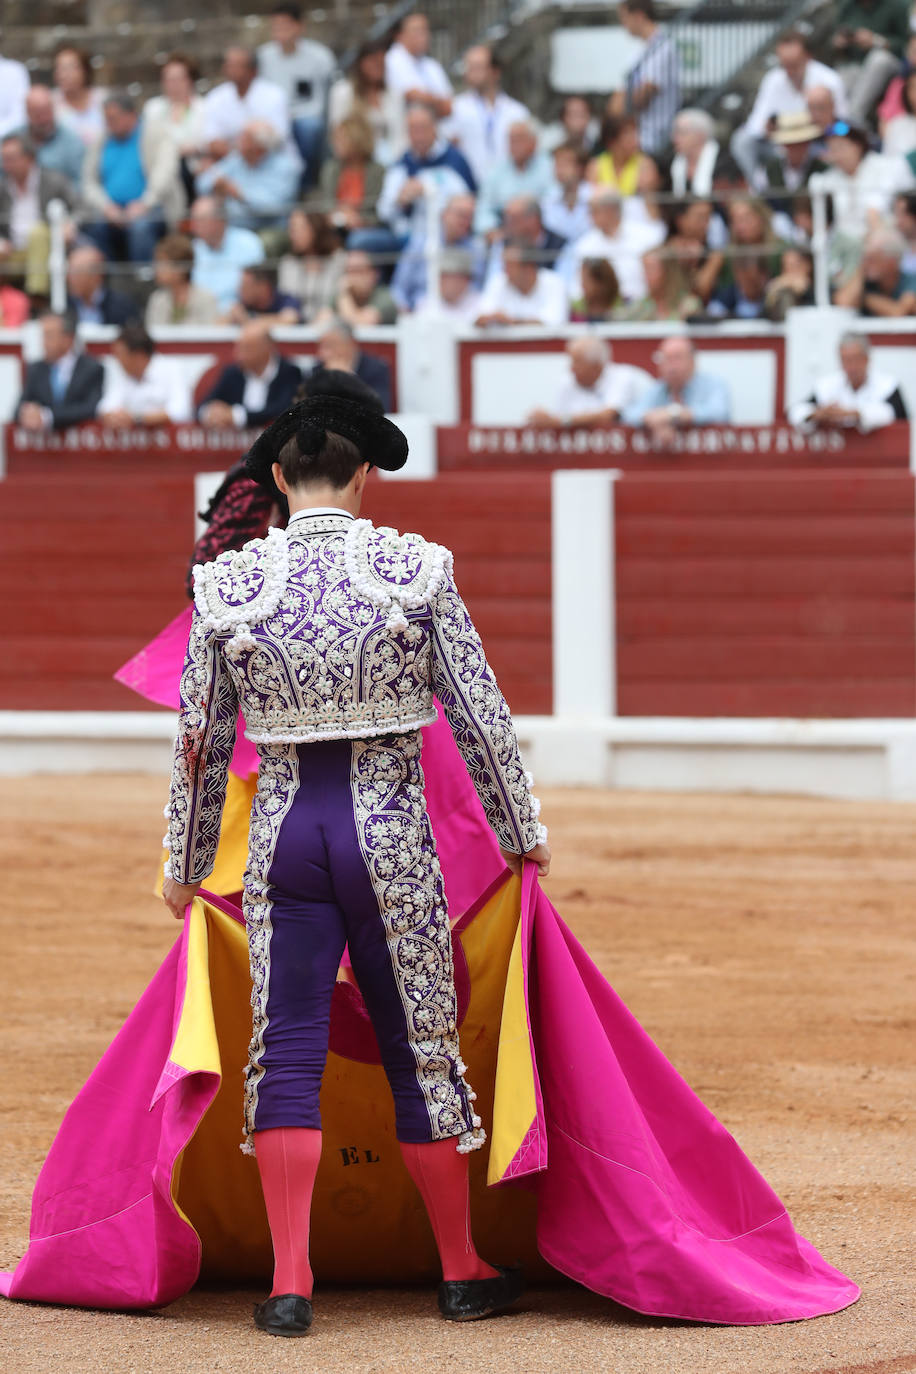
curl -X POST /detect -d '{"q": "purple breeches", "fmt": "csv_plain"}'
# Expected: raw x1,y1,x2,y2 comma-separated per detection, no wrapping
241,732,482,1151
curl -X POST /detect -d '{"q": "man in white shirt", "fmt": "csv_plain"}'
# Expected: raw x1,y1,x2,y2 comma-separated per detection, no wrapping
257,3,335,187
0,52,29,139
415,248,481,323
788,332,908,433
528,336,649,428
474,241,568,327
559,187,664,302
202,47,290,161
98,323,192,426
447,46,529,185
731,31,848,180
385,12,453,118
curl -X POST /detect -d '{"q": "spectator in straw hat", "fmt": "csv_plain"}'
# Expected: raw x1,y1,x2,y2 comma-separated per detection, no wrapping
754,109,830,210
731,30,848,181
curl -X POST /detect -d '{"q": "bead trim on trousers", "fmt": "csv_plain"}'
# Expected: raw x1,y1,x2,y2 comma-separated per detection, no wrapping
241,743,301,1152
349,735,485,1152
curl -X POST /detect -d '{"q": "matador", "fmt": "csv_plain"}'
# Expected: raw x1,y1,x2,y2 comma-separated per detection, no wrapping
162,384,551,1335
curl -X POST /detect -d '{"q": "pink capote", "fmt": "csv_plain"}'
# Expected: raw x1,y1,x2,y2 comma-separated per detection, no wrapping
0,611,860,1322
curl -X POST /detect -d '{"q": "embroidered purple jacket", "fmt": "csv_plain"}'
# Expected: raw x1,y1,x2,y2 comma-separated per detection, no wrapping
165,512,546,883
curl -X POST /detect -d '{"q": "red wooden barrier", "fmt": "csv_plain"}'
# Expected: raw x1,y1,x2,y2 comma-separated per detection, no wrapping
2,432,913,719
615,471,916,717
3,423,262,476
0,467,552,716
437,423,910,472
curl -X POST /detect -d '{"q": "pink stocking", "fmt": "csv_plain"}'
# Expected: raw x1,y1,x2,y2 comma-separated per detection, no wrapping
254,1126,322,1298
400,1138,499,1282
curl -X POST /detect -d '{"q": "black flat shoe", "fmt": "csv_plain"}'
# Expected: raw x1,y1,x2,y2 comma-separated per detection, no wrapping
253,1292,313,1336
437,1265,525,1322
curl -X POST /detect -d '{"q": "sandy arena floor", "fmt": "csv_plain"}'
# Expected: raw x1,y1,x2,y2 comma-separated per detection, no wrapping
1,776,914,1374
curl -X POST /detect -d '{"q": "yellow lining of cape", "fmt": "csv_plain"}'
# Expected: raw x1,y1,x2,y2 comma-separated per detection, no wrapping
488,916,538,1185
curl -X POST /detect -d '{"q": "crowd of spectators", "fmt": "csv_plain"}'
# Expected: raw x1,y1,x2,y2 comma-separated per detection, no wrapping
1,2,916,330
0,1,915,438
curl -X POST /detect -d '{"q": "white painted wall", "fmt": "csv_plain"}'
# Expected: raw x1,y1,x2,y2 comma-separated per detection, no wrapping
194,471,226,539
552,470,619,718
377,413,437,478
0,355,21,423
550,23,773,93
695,349,776,425
550,27,644,93
396,312,459,424
7,711,916,801
867,346,916,423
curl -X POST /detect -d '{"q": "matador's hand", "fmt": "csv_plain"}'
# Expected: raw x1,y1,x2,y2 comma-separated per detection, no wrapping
162,875,203,921
501,842,551,879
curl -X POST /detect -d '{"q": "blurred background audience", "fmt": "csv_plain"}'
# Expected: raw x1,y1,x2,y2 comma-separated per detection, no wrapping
0,0,911,430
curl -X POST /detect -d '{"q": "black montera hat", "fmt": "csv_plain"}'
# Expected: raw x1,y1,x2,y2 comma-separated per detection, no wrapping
244,369,408,495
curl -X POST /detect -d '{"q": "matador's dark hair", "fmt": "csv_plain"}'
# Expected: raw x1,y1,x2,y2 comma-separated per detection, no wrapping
277,427,365,491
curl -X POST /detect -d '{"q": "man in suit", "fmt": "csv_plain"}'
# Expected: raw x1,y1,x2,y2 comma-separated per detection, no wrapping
198,319,301,428
15,310,104,432
0,132,77,296
312,317,392,410
66,244,140,326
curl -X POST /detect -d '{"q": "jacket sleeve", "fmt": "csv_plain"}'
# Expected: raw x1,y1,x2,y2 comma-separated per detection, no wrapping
430,560,546,854
787,390,819,430
80,140,113,217
197,365,239,416
140,129,180,213
245,361,301,425
14,364,44,417
164,608,239,883
377,163,407,230
856,385,907,432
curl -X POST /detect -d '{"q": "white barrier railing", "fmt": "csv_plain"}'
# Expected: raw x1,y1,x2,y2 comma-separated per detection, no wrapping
47,198,68,315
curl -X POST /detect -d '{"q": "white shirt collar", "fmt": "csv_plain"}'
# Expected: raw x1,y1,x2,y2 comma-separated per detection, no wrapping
287,507,355,524
246,355,280,385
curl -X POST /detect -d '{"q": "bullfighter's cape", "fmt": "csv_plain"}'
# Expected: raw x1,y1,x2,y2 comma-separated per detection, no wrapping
0,610,859,1324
